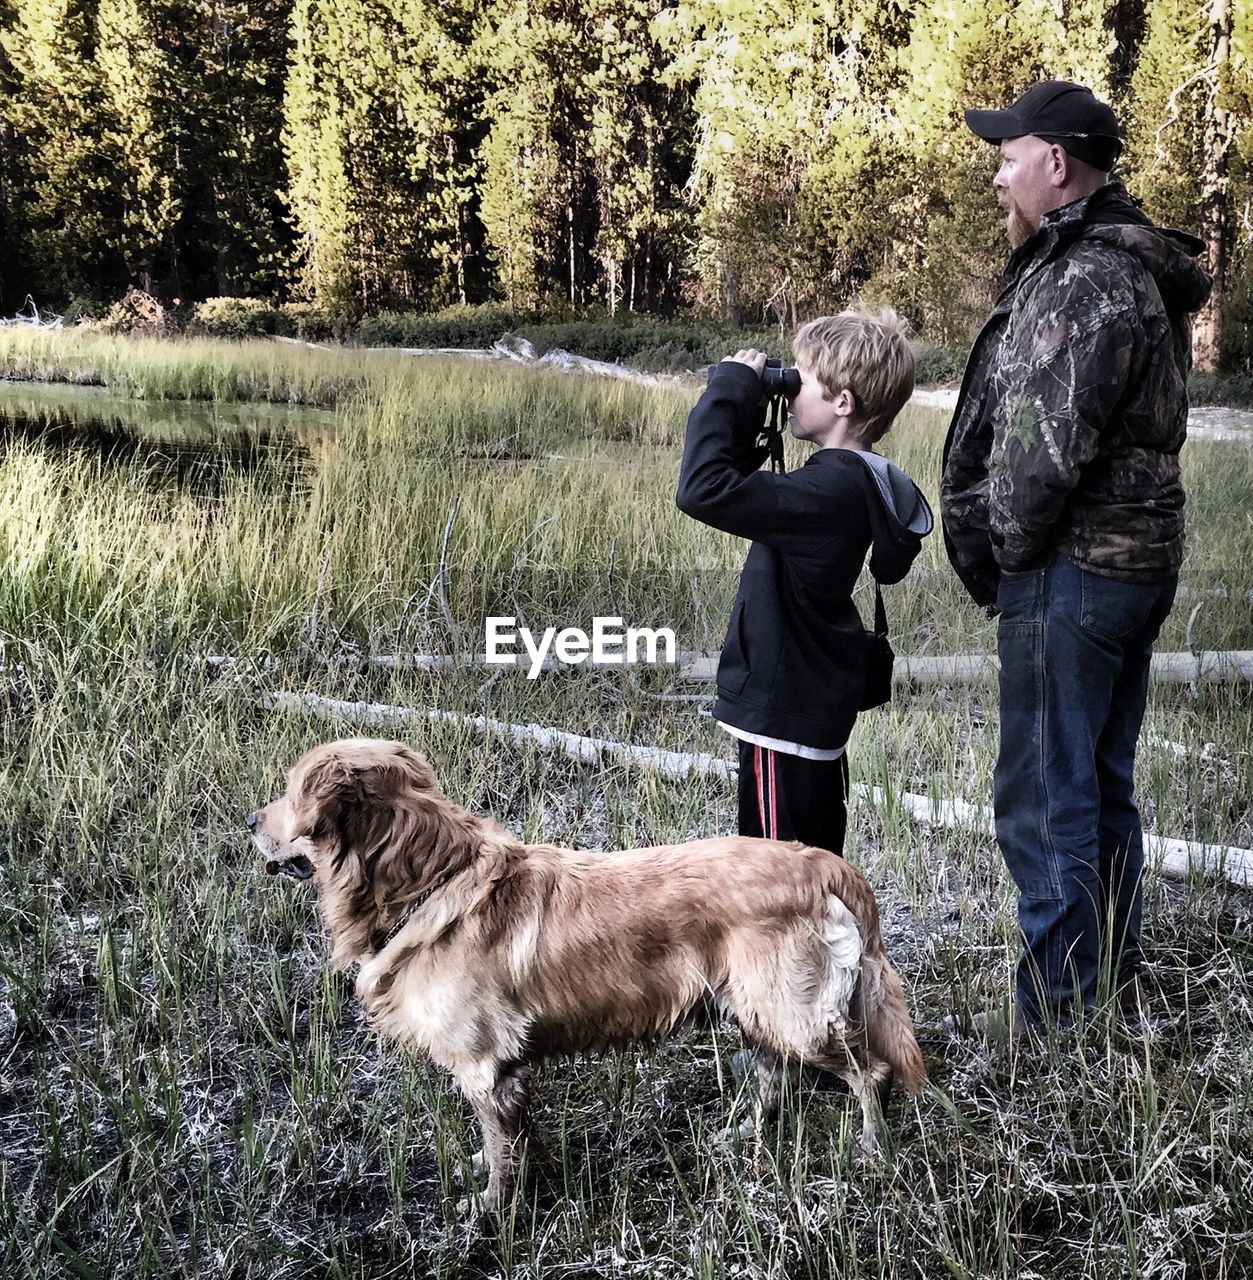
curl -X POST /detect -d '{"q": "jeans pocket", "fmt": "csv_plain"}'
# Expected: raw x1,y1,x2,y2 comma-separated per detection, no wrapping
996,565,1044,626
1079,571,1162,642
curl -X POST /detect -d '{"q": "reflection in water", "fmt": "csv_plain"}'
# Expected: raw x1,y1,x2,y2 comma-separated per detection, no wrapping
0,382,332,496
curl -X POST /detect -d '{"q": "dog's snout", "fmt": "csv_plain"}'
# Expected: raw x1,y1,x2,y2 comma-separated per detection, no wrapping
246,811,259,833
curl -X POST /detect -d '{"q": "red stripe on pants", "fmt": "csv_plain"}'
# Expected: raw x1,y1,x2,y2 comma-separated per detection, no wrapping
755,744,778,840
754,745,766,837
767,748,777,839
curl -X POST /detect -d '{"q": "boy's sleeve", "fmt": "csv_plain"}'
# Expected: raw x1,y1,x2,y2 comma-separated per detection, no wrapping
676,362,834,548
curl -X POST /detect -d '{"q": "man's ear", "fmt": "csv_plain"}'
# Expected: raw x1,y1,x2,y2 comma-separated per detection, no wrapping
1049,143,1072,187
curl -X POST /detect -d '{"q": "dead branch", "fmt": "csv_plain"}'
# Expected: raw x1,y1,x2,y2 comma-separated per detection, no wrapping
267,691,1253,888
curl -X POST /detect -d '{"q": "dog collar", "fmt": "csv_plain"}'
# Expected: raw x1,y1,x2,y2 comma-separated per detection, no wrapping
376,876,448,952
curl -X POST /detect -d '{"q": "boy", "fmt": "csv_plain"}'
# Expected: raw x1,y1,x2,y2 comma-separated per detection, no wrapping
677,308,932,855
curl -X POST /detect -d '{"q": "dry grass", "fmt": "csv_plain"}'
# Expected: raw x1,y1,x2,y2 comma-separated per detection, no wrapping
0,336,1250,1278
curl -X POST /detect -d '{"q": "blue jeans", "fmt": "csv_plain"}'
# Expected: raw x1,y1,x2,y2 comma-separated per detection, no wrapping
995,555,1177,1025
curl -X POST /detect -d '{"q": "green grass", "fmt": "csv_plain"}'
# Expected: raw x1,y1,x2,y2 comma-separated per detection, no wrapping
1,333,1251,1278
0,327,704,414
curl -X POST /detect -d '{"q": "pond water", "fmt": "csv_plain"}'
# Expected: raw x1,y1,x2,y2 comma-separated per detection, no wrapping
0,381,334,494
3,379,1249,502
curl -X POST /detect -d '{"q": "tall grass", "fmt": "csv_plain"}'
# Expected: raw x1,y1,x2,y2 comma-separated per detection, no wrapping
0,336,1250,1278
2,359,1248,656
0,328,705,417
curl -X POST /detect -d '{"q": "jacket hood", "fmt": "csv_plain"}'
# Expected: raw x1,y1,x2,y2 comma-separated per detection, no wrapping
1017,181,1212,314
853,452,934,583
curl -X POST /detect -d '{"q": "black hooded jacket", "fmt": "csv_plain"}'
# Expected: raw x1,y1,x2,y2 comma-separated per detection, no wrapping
678,361,932,751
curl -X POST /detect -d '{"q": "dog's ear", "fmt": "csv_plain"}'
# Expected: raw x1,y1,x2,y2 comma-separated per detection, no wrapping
291,752,356,841
367,757,482,909
299,742,478,907
291,748,396,892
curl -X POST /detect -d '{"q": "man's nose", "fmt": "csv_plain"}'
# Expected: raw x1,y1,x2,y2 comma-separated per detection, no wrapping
246,811,259,832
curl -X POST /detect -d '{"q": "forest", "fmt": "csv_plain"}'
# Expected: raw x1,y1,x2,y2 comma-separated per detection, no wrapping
0,0,1248,366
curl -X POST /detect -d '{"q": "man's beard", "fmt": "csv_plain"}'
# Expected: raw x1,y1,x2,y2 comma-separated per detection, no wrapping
1003,197,1036,248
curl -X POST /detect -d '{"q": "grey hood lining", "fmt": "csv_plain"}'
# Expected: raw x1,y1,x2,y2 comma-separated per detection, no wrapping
854,451,935,537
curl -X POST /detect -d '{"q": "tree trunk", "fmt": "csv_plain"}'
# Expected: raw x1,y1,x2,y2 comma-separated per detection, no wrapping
724,259,742,326
1194,0,1232,371
449,137,466,305
568,204,575,306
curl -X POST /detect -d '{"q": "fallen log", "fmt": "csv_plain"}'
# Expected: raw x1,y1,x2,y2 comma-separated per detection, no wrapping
268,333,685,387
230,648,1253,686
864,786,1253,887
663,650,1253,686
265,690,732,782
267,690,1253,888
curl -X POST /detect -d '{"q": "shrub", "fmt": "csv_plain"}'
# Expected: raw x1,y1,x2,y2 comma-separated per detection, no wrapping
191,296,281,338
1188,371,1253,409
354,304,522,349
278,303,354,343
912,342,966,385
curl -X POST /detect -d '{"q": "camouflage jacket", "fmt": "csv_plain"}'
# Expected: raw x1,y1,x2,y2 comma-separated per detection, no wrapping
941,182,1212,608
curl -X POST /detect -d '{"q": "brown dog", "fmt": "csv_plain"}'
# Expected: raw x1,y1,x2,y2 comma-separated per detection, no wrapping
248,737,925,1210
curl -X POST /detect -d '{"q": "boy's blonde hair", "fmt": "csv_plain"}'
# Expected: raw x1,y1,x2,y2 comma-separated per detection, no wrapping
793,306,915,444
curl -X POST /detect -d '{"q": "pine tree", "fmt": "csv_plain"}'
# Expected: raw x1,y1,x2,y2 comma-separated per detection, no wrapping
581,0,689,314
1218,0,1251,367
1124,0,1232,368
282,0,355,309
1194,0,1233,369
0,0,24,307
660,0,873,323
476,0,584,311
1123,0,1208,228
93,0,194,292
0,0,128,301
196,0,295,297
283,0,482,313
390,0,486,307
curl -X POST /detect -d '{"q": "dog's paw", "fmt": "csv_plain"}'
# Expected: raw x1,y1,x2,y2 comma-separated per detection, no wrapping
457,1182,513,1219
451,1150,486,1188
713,1113,758,1150
852,1135,884,1167
456,1191,486,1219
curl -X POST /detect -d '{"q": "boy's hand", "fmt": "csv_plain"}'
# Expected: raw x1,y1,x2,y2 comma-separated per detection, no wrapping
727,349,768,378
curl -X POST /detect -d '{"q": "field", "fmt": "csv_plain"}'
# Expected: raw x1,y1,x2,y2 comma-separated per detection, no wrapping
0,330,1251,1279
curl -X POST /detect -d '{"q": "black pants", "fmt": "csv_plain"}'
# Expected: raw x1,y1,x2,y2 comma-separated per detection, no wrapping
736,740,850,855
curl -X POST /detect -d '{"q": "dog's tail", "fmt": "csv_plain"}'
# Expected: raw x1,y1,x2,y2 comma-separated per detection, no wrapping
864,959,926,1092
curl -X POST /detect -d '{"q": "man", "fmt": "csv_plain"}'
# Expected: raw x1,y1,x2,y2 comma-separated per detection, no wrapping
941,81,1212,1034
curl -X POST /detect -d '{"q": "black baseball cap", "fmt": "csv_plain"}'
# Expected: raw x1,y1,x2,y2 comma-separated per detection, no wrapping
965,80,1122,171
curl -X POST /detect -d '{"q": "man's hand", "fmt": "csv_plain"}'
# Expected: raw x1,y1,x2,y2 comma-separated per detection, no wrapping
727,349,768,377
